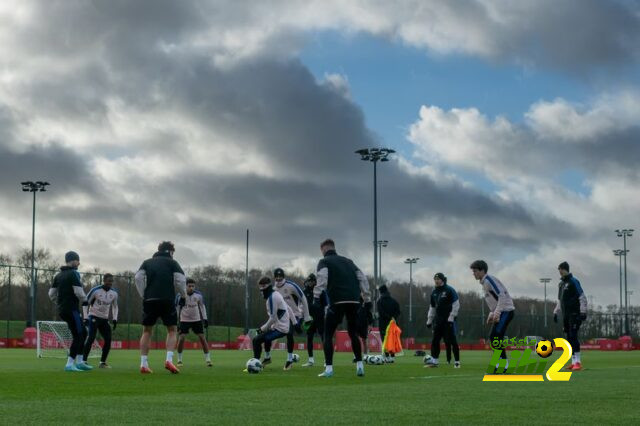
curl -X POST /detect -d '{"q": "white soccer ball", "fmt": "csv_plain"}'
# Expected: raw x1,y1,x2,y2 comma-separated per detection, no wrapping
423,355,433,365
363,354,370,364
246,358,263,374
292,353,300,363
369,355,383,365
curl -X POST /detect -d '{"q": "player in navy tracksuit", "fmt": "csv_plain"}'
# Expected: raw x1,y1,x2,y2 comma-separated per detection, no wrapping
554,261,588,370
425,273,460,368
48,251,92,372
377,285,400,363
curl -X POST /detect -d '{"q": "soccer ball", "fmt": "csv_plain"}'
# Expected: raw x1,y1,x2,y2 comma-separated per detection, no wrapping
535,340,554,358
423,355,433,365
291,353,300,363
246,358,263,374
370,355,384,365
363,354,371,364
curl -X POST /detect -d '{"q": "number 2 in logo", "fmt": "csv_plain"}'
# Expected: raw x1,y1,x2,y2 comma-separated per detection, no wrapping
546,338,573,381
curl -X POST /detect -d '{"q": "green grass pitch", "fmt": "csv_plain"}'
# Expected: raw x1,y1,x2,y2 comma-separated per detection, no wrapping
0,349,637,424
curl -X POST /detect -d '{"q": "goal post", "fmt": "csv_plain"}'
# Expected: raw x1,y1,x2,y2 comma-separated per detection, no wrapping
36,321,101,359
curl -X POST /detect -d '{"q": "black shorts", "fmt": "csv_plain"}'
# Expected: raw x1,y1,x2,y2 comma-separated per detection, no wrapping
142,299,177,327
179,321,204,335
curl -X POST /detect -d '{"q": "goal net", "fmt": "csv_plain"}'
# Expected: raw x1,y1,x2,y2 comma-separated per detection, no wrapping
36,321,101,359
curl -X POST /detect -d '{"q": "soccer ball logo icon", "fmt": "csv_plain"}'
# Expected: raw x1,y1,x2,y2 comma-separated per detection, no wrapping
535,340,553,358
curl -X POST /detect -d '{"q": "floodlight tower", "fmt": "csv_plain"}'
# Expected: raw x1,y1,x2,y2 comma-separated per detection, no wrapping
615,229,633,335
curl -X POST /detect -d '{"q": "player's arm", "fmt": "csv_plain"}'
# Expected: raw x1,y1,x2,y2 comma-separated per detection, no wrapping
198,294,208,321
134,264,146,298
355,267,371,303
112,292,119,322
313,262,328,299
260,295,277,332
48,278,58,302
572,277,588,318
291,282,311,321
426,293,436,327
173,262,187,298
448,289,460,322
492,278,511,320
73,271,87,305
83,288,97,319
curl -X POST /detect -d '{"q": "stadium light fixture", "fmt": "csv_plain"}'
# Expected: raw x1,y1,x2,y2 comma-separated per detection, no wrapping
404,257,419,337
21,181,51,327
615,229,633,335
355,148,395,301
539,278,552,328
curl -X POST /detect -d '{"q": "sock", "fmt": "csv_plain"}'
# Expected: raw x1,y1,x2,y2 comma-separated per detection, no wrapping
265,351,271,359
166,351,174,363
141,355,148,368
308,357,314,363
66,356,75,367
505,359,509,369
205,352,211,361
356,361,363,369
75,355,84,364
325,365,333,373
575,352,581,363
433,357,439,364
287,353,293,362
177,352,183,362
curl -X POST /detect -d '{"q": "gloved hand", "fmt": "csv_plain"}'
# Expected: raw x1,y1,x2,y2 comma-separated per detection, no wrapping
255,328,263,335
112,320,117,330
426,321,432,329
303,320,313,332
553,314,558,323
579,313,587,321
178,297,186,307
203,319,209,328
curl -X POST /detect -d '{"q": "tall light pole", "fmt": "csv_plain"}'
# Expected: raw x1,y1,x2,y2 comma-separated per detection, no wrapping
355,148,395,296
21,181,50,327
404,257,419,337
539,278,551,328
613,249,627,335
377,240,388,281
616,229,633,335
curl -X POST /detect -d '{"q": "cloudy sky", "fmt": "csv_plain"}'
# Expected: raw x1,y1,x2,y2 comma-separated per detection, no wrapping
1,0,639,306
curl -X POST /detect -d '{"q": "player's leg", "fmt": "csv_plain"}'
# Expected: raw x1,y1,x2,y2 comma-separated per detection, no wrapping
427,323,443,367
70,309,91,370
379,321,388,360
568,318,582,369
98,318,112,367
59,311,84,371
320,305,343,377
140,300,159,373
447,321,460,366
176,322,188,366
194,320,211,366
252,332,266,360
284,325,295,369
161,299,180,373
445,340,452,364
303,324,315,366
82,316,98,362
490,311,514,372
345,304,364,376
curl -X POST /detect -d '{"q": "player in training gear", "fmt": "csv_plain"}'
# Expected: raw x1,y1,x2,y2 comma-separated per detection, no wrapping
48,251,92,372
314,239,371,378
554,261,588,371
273,267,312,370
302,273,327,366
426,273,461,368
82,273,118,368
470,260,515,373
252,277,295,371
377,285,400,363
176,278,211,367
135,241,187,374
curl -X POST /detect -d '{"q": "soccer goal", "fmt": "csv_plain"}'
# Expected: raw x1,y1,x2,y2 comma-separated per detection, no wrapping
36,321,101,359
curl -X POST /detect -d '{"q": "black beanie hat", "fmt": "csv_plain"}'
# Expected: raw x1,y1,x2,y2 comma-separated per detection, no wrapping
379,285,389,294
65,251,80,263
558,261,570,272
434,272,447,283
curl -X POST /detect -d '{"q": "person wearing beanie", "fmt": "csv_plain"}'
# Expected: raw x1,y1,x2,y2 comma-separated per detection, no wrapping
470,260,515,373
48,251,92,372
134,241,187,374
425,273,461,368
376,285,400,363
302,273,327,367
554,261,588,371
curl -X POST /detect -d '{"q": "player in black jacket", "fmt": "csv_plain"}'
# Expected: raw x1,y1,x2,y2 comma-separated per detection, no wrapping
377,285,400,363
48,251,92,372
135,241,187,374
425,273,461,368
314,239,371,377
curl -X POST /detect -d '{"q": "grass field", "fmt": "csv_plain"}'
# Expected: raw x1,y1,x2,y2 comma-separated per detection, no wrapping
0,348,638,425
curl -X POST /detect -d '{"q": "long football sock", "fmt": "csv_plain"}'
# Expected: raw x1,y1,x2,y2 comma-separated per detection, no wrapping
325,365,333,373
141,355,149,368
356,361,363,370
177,352,183,362
287,353,293,362
75,355,84,364
66,356,75,367
265,351,271,359
166,351,174,363
205,352,211,361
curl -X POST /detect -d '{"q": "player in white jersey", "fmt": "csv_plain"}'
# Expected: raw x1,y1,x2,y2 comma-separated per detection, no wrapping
176,278,211,367
252,276,296,371
82,273,118,368
273,268,312,370
470,260,515,373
